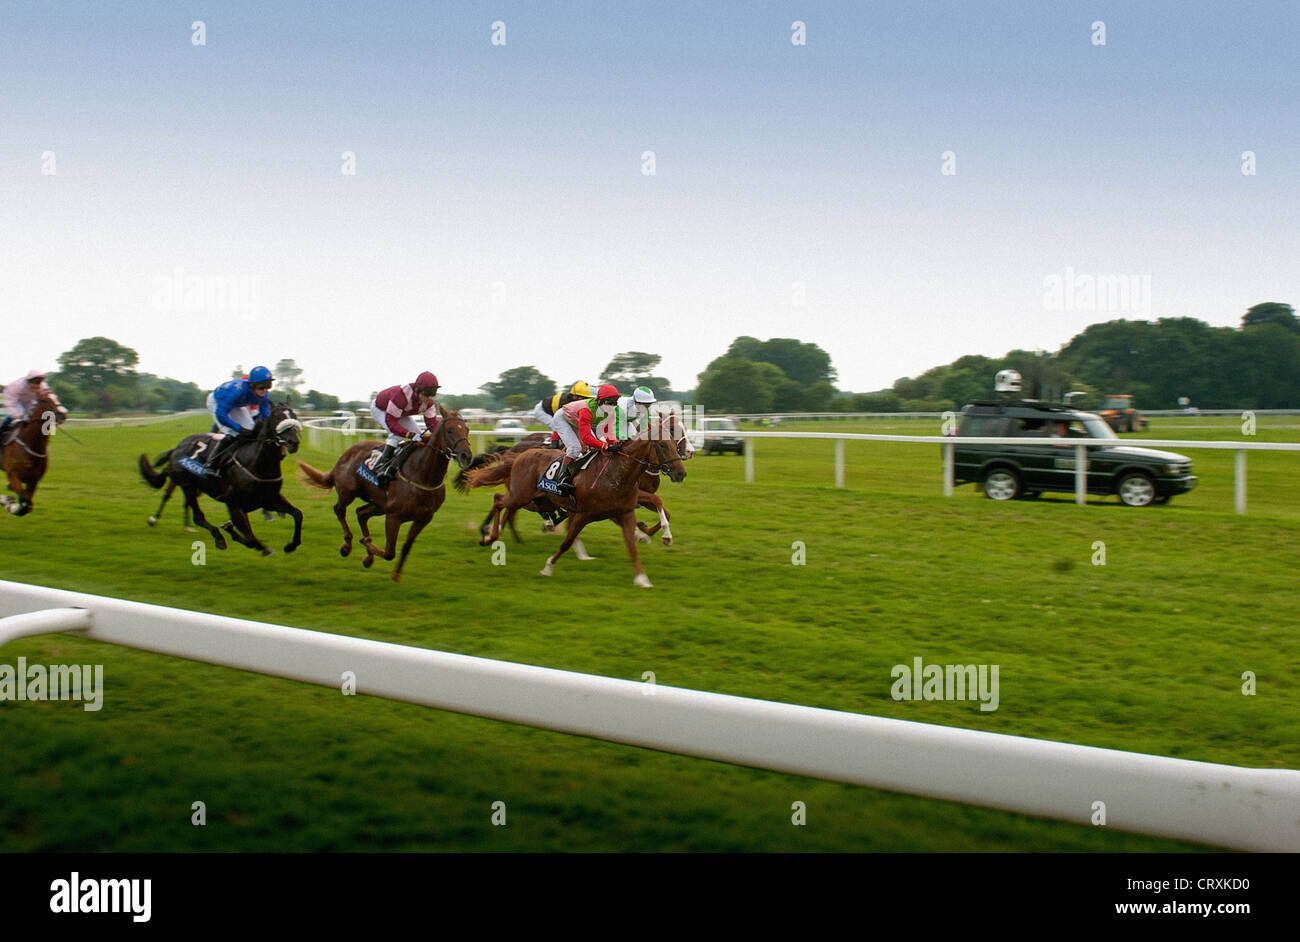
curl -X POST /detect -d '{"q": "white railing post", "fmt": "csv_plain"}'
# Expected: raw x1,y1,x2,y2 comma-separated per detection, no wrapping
1235,450,1247,515
744,437,754,483
1074,444,1088,505
834,439,845,488
943,441,954,496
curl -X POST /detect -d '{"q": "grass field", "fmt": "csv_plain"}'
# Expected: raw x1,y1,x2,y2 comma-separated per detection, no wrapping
1,413,1297,851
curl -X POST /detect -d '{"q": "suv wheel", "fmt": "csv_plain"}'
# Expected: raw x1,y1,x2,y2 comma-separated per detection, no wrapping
1116,472,1156,507
983,468,1021,501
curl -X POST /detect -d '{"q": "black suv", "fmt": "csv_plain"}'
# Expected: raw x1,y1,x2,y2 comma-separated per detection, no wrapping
950,400,1197,506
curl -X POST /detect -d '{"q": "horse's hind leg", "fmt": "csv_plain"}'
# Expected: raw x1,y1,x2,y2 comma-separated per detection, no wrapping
148,479,174,526
186,489,227,550
392,517,430,583
334,495,356,556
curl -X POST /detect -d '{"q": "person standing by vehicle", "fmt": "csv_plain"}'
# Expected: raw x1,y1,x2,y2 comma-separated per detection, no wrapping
370,371,441,484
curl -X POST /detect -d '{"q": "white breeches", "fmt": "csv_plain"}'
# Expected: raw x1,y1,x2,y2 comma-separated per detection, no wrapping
370,403,419,447
550,414,584,458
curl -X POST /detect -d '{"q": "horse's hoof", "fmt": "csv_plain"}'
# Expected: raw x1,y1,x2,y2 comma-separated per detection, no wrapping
284,543,297,554
635,532,651,544
391,572,402,583
147,515,158,527
363,556,374,568
662,536,673,546
185,526,198,534
340,543,351,557
633,573,653,588
261,548,274,557
214,538,227,550
539,565,553,576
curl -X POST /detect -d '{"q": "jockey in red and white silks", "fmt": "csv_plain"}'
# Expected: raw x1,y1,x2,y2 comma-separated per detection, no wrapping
551,385,620,459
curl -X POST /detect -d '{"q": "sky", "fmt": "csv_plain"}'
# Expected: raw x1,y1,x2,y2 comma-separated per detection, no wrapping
2,1,1297,401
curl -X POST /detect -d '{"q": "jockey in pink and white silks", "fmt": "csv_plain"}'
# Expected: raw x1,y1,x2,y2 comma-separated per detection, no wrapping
369,371,441,483
2,370,65,442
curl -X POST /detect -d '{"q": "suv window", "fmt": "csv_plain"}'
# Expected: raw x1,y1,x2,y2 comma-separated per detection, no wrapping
1011,418,1048,436
962,416,1007,437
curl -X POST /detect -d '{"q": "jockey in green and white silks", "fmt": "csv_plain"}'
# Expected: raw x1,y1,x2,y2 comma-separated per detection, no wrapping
600,385,656,441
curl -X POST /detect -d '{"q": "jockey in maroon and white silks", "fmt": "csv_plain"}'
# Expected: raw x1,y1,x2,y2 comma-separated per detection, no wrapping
368,371,440,484
371,372,441,446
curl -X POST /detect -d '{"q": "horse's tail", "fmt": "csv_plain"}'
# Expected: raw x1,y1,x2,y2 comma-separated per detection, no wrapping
296,461,335,490
461,452,519,491
138,451,172,489
454,448,510,493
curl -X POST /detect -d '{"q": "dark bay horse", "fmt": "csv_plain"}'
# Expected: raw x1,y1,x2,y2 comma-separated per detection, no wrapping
1,392,67,516
463,421,685,587
297,406,473,582
138,401,304,555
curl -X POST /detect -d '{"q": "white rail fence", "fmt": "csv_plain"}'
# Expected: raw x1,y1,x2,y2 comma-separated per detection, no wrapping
300,417,1298,515
1,579,1296,851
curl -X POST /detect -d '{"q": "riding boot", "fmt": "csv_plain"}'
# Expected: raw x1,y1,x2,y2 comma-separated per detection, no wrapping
376,443,407,484
554,455,576,492
204,434,231,472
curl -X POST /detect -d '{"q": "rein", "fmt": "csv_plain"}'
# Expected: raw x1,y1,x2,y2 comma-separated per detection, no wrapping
396,420,467,493
8,431,47,459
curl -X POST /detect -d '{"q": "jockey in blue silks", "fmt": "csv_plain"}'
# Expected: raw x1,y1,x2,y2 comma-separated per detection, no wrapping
203,365,274,468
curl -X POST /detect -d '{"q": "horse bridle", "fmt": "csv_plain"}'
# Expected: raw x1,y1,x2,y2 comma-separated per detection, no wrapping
621,437,683,475
228,410,301,483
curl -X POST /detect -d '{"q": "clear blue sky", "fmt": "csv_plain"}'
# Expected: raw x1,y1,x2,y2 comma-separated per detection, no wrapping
3,1,1296,400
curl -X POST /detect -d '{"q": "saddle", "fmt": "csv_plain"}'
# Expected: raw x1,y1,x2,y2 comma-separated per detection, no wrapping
537,450,600,496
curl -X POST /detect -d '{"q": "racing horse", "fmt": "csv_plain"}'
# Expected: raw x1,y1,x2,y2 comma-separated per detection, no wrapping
296,405,473,582
138,401,304,554
457,411,693,545
463,420,686,587
1,391,68,516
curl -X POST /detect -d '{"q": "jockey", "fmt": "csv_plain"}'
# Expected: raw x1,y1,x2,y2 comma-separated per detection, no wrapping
2,370,59,442
531,381,592,446
203,366,274,468
550,383,621,490
606,385,657,440
370,371,441,484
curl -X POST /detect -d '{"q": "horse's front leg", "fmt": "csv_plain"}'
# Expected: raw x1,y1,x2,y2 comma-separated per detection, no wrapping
617,509,652,587
267,493,304,553
186,488,226,550
148,480,174,527
541,513,589,576
357,502,383,567
392,517,430,583
223,506,271,555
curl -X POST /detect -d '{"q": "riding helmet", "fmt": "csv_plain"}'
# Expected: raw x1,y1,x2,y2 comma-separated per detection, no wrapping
248,365,274,384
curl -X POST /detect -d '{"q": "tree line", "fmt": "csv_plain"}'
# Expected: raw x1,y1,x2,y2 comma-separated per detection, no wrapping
38,301,1299,415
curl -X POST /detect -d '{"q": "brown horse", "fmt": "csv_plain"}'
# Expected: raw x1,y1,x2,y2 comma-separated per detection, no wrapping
457,412,693,545
1,392,67,516
297,406,473,582
463,420,685,587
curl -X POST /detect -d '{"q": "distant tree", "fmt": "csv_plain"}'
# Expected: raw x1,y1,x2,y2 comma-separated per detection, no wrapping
481,366,556,405
1242,302,1298,333
696,358,782,413
274,359,305,396
601,351,672,394
54,337,140,415
723,336,837,386
306,389,340,412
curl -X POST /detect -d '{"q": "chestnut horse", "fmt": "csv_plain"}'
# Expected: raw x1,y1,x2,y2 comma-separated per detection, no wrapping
138,400,304,554
463,421,685,587
297,406,473,582
1,392,67,516
458,412,693,545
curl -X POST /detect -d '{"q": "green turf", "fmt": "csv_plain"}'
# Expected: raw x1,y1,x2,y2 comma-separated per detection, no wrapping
0,415,1296,851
